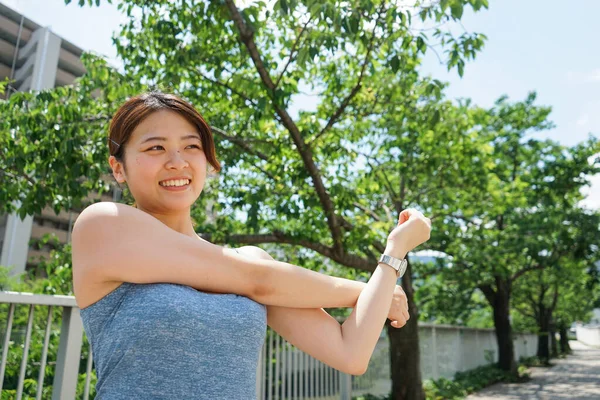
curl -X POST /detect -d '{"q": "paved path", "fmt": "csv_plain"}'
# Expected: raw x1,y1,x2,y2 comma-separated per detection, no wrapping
467,341,600,399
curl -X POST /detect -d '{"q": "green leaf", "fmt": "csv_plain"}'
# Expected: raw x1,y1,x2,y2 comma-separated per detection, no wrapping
450,2,464,19
279,0,288,15
390,55,400,73
417,36,426,53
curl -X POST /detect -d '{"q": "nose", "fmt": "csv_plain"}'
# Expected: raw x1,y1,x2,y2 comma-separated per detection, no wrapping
166,150,189,169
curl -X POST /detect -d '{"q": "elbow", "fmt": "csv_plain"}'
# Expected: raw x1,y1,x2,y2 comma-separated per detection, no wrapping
343,355,368,376
348,365,368,376
247,260,274,303
234,246,276,303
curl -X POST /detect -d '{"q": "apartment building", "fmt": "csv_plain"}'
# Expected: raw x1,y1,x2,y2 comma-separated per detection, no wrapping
0,3,117,276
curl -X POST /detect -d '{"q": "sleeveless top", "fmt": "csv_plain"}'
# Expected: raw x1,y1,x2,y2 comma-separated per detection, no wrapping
80,279,267,399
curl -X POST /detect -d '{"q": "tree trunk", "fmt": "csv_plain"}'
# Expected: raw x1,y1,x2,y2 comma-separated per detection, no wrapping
388,261,425,400
489,279,517,374
559,325,571,354
536,310,550,364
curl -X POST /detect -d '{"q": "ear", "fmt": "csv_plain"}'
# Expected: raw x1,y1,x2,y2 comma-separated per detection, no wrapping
108,156,126,183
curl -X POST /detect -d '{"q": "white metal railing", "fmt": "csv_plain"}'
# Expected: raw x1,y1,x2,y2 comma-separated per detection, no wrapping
257,331,355,400
0,291,91,400
0,291,357,400
1,292,539,399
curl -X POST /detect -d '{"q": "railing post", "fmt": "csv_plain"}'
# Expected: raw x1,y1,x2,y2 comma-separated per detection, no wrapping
340,372,352,400
432,326,438,379
52,306,83,400
457,328,463,373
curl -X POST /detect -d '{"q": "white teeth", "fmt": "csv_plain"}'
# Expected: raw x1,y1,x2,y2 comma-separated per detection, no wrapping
160,179,190,187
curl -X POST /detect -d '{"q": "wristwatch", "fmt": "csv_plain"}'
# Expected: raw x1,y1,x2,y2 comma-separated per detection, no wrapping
378,254,408,278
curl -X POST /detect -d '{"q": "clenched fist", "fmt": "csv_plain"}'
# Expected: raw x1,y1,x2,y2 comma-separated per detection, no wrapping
388,285,409,328
386,208,431,259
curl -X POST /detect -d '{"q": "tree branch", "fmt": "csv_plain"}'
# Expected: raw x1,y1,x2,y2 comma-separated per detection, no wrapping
310,2,386,145
398,167,406,212
210,126,271,162
514,304,537,321
274,15,314,89
511,263,545,283
359,153,400,202
209,124,281,180
0,169,37,187
478,284,496,305
526,295,540,321
196,70,261,109
353,201,382,222
382,203,394,223
224,0,345,255
550,282,559,312
539,277,547,306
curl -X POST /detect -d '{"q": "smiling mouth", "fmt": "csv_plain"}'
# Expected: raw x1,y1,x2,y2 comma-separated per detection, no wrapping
159,179,192,187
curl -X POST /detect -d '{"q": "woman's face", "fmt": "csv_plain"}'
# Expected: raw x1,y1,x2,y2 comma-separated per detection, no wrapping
110,109,208,213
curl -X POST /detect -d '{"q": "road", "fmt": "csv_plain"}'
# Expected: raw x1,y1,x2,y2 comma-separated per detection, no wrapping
467,341,600,399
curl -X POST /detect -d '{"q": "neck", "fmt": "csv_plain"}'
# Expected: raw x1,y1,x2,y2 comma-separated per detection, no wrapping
138,206,198,238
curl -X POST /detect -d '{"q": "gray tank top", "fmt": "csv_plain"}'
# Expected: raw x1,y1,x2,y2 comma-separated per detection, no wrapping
80,279,267,399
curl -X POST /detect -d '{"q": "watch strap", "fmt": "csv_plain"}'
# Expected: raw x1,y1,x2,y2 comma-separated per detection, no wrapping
378,254,408,278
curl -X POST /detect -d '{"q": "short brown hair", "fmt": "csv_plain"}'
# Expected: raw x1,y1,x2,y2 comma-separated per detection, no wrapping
108,92,221,173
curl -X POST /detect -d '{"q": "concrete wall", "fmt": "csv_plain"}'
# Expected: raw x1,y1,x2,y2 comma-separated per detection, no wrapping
350,324,537,398
576,326,600,347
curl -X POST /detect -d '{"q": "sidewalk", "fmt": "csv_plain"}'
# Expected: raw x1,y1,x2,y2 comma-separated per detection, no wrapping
467,341,600,399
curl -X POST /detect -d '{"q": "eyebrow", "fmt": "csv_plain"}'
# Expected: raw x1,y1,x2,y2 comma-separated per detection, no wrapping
141,134,201,144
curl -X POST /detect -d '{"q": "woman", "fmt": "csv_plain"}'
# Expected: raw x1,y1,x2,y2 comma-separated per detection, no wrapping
71,92,431,399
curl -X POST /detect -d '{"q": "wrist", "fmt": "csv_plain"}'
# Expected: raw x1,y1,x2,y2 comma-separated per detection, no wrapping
383,243,408,260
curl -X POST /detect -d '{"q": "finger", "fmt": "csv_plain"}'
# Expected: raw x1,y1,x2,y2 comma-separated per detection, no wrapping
402,308,410,321
395,318,407,328
407,208,423,218
399,210,410,225
398,286,406,297
392,319,405,329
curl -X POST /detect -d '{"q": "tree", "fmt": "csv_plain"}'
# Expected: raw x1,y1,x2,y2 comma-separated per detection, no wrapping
434,93,600,374
512,211,600,361
0,56,141,218
511,209,600,364
554,261,600,354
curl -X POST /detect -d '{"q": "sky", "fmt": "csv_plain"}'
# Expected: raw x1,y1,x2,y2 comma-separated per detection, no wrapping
2,0,600,209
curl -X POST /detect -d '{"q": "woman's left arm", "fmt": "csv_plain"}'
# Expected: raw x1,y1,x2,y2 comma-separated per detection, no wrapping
236,246,409,375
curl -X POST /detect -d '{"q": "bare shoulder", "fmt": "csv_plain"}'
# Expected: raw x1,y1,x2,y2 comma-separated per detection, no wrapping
72,203,120,262
73,202,133,230
72,202,143,252
71,202,131,308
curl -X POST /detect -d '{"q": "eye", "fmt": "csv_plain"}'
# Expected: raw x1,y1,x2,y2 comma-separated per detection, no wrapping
146,145,202,151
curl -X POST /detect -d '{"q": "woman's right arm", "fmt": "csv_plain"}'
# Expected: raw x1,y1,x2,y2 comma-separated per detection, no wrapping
72,202,365,309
